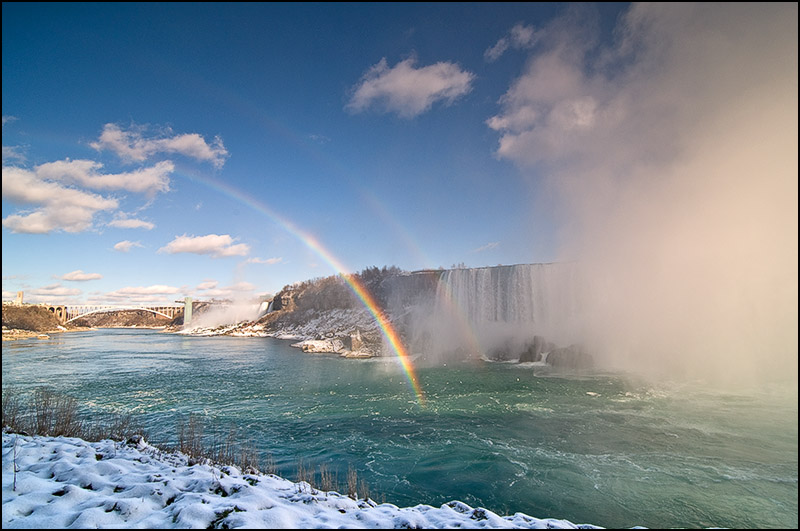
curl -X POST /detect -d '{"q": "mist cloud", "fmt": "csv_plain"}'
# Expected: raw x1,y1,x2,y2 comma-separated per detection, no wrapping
488,3,798,383
484,23,540,62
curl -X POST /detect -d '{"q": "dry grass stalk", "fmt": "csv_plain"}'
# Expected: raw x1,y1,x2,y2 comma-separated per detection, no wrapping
318,462,337,493
2,387,381,502
347,464,358,499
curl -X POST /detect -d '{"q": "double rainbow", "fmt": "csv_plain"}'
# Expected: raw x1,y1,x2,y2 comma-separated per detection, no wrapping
180,171,426,406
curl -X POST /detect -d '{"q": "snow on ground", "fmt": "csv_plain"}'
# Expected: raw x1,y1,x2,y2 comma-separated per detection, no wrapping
264,308,379,340
3,433,604,529
177,307,388,358
180,308,379,340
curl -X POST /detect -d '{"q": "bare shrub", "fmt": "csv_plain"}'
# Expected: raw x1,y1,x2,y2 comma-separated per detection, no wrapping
105,412,148,442
296,457,312,493
347,464,358,499
261,452,276,475
359,477,371,502
344,464,371,501
209,424,237,466
318,462,337,493
2,388,24,433
238,437,261,473
85,412,149,442
2,387,382,503
33,388,81,437
174,415,273,475
178,413,206,460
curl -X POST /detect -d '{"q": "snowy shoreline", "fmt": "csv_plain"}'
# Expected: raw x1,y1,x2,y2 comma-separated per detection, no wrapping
174,307,387,358
3,433,607,529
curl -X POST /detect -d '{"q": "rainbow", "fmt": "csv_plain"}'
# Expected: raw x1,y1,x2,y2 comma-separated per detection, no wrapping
177,169,426,406
358,191,484,360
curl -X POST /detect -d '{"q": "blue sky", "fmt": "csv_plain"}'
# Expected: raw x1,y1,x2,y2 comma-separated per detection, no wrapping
0,2,585,304
3,3,796,312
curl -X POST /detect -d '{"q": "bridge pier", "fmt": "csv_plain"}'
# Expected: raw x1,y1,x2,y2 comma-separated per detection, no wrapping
184,297,193,325
47,305,67,324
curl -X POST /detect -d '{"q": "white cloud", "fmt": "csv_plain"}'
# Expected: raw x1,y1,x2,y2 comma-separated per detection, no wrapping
195,281,257,300
2,116,26,164
60,270,102,282
228,281,256,292
471,242,499,253
26,283,82,303
97,284,182,305
35,159,172,198
113,240,144,253
510,23,538,48
91,123,228,168
158,234,250,258
2,122,223,234
108,217,155,230
245,257,282,265
2,145,26,165
2,154,171,233
484,39,509,63
2,166,118,233
196,280,219,291
347,57,475,118
485,23,540,62
111,285,180,296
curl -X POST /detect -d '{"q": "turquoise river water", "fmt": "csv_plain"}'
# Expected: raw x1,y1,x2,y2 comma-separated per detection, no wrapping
2,329,797,528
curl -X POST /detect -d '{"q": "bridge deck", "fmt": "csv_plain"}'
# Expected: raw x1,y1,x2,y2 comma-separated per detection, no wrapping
44,304,185,324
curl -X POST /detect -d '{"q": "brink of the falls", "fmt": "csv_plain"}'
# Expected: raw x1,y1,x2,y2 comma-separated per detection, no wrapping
388,263,586,365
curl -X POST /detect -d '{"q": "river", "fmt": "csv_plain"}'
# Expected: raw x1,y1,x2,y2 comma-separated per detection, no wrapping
2,329,797,529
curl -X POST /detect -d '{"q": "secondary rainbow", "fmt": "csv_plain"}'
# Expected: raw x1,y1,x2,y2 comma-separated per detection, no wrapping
179,170,426,406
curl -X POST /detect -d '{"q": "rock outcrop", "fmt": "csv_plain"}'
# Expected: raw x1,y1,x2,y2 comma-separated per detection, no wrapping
290,328,374,358
2,303,81,341
2,303,63,332
546,344,594,370
518,335,547,363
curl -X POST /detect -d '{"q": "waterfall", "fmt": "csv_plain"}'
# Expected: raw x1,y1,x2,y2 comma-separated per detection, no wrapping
408,263,582,359
257,300,273,319
436,263,580,325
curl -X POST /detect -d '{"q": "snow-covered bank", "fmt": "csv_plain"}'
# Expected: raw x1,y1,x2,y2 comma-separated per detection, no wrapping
2,433,606,529
176,307,387,357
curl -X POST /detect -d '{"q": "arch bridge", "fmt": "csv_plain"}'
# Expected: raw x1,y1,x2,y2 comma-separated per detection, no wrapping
46,304,184,324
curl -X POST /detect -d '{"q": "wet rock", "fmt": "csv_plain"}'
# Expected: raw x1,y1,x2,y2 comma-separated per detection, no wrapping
487,342,514,361
518,335,547,363
547,344,594,370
